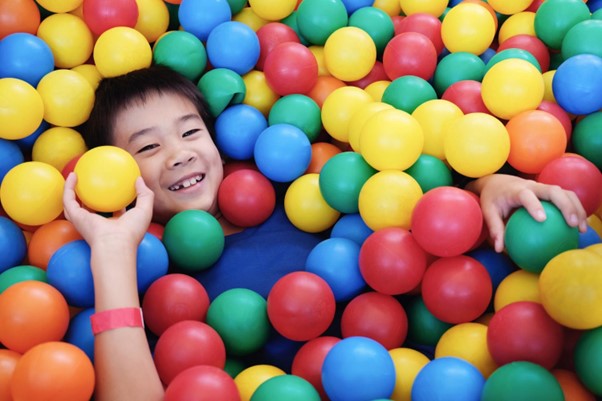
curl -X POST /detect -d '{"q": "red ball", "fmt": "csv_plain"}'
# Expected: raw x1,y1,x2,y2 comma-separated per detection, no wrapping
164,365,241,401
263,42,318,96
394,12,443,54
487,301,565,369
382,32,438,81
147,222,165,240
82,0,139,36
537,100,573,142
497,34,551,73
153,320,226,385
142,274,210,336
441,80,489,114
267,271,336,342
217,169,276,227
358,227,427,295
255,22,300,71
340,292,408,350
537,154,602,216
347,61,389,89
411,186,483,257
291,336,340,400
421,255,492,324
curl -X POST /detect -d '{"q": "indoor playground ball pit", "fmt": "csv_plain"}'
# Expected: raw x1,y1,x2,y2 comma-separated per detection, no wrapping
0,77,44,140
73,145,141,213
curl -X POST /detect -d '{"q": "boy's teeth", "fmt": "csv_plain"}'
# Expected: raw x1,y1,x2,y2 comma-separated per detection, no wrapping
170,175,203,191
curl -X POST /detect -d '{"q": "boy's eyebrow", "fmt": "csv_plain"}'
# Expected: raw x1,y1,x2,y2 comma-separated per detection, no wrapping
127,113,204,144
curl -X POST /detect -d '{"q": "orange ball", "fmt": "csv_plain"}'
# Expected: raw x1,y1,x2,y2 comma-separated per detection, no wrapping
27,219,83,270
11,341,95,401
552,369,596,401
305,142,342,174
0,281,70,353
0,0,40,39
307,75,346,108
0,349,20,401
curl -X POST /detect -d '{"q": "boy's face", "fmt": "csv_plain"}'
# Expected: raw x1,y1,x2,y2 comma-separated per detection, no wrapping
112,92,224,224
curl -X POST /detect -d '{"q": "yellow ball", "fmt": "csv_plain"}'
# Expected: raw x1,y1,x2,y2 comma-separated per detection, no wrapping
373,0,401,17
32,127,88,172
93,27,152,78
400,0,448,17
242,70,279,116
71,64,103,90
481,58,544,120
234,364,286,401
487,0,532,16
134,0,170,43
441,2,497,55
443,112,510,178
0,161,65,226
412,99,464,160
36,69,95,128
348,102,393,152
74,146,141,213
493,269,540,312
233,7,269,32
360,108,424,171
284,174,340,233
388,348,430,401
36,0,82,13
321,86,373,142
309,46,329,77
358,170,423,231
540,249,602,330
588,214,602,239
249,0,296,21
364,80,390,101
435,323,498,378
587,243,602,257
542,70,557,103
324,27,377,82
0,78,44,140
497,11,536,44
36,13,93,69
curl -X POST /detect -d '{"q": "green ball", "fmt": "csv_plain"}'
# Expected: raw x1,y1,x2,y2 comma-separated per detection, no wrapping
318,151,377,214
268,95,321,143
296,0,348,45
594,8,602,20
163,210,224,272
574,326,602,396
251,374,321,401
504,201,579,274
433,52,486,95
206,288,270,356
281,11,310,46
227,0,247,15
481,361,564,401
198,68,246,117
224,358,247,378
382,75,437,114
572,111,602,170
485,48,541,73
562,20,602,60
348,7,395,57
405,296,453,347
153,31,207,82
406,154,453,193
0,265,47,294
534,0,591,50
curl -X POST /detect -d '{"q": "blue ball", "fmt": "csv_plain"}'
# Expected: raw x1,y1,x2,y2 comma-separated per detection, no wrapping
305,237,366,302
412,357,485,401
254,123,312,182
15,120,49,153
467,247,516,290
137,232,169,293
589,0,602,12
322,336,396,401
64,307,95,363
178,0,232,42
0,33,54,86
341,0,374,14
206,21,260,75
215,104,267,160
579,225,602,248
47,240,94,308
0,216,27,274
553,54,602,115
330,213,373,246
0,139,24,185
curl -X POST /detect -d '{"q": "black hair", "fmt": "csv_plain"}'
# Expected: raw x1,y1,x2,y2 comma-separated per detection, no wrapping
84,64,215,149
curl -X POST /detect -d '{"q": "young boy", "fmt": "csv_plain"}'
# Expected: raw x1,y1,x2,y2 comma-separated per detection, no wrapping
63,65,587,401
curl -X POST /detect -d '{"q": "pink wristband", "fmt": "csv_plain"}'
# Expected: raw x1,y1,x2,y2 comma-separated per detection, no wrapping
90,307,145,335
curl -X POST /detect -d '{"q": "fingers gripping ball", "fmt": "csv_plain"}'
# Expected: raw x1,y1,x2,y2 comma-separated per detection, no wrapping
73,146,141,213
324,26,377,82
0,78,44,140
93,27,152,78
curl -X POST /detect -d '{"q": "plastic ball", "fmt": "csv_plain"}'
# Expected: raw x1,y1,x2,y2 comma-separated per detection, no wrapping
574,326,602,396
0,216,26,274
263,42,318,95
487,0,531,14
36,13,93,69
552,369,597,401
74,145,140,213
498,34,551,73
441,79,489,114
348,6,395,57
153,320,226,385
82,0,138,36
307,75,346,108
153,30,207,81
481,361,564,401
553,54,602,116
322,336,396,401
347,102,393,152
305,142,342,174
539,249,602,330
505,201,579,273
215,104,268,160
572,111,602,170
0,33,53,86
410,100,462,160
10,341,94,401
0,0,40,40
64,307,95,363
358,170,423,231
136,232,169,293
399,0,447,16
0,78,44,140
46,240,94,308
162,210,225,272
267,271,335,341
441,2,496,55
324,26,376,82
93,26,152,78
387,348,429,401
268,94,321,142
321,85,373,142
534,0,591,50
0,161,64,226
330,213,373,246
537,100,572,141
284,173,341,233
242,70,279,116
234,364,286,401
0,265,46,294
206,288,270,356
255,22,300,71
296,0,348,45
249,0,296,21
485,48,542,74
468,248,516,291
0,138,23,184
381,75,437,114
32,127,87,172
0,281,69,353
406,154,454,192
405,296,453,347
443,112,510,178
198,68,246,117
562,19,602,61
433,51,486,95
207,21,260,76
412,356,485,401
26,219,82,271
493,269,540,311
421,255,493,324
71,64,102,90
134,0,169,42
251,374,320,401
165,365,240,401
292,336,340,400
382,32,437,81
0,349,20,401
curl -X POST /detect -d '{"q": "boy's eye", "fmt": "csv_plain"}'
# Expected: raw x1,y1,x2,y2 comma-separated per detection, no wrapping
136,143,158,154
183,128,201,137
